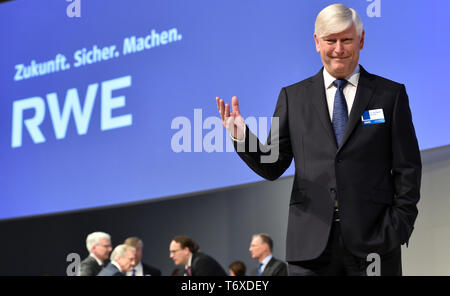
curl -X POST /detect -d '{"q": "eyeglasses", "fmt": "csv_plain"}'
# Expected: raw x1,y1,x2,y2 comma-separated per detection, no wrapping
169,249,182,255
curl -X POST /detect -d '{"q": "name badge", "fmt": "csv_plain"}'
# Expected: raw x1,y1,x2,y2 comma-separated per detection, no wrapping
361,109,385,125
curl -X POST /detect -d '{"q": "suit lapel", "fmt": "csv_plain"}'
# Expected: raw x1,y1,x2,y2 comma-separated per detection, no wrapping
337,66,376,153
307,68,338,149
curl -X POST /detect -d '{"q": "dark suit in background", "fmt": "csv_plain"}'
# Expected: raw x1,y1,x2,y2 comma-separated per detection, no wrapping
97,262,123,276
79,256,104,276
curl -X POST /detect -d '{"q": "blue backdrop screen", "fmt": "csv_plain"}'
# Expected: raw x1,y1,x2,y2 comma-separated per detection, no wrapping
1,0,449,220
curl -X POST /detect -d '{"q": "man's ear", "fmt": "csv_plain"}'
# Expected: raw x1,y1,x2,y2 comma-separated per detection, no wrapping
314,34,321,52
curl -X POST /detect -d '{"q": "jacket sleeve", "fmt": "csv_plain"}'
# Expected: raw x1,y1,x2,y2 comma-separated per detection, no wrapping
234,88,293,181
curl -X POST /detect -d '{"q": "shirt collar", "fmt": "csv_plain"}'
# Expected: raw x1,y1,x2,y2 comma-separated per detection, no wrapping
111,261,123,272
323,64,360,89
185,253,193,269
89,253,103,266
260,254,272,266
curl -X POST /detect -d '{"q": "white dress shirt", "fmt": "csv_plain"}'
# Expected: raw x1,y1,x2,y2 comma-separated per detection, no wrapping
323,64,361,120
324,65,360,210
183,253,193,276
231,65,361,143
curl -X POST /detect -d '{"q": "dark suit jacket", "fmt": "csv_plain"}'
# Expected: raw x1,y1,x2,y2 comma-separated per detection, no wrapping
142,262,161,276
97,262,124,276
187,252,227,276
235,66,422,261
251,257,288,276
79,255,103,276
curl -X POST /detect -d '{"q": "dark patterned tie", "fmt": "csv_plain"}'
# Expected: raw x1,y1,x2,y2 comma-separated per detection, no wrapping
332,79,349,146
257,263,263,276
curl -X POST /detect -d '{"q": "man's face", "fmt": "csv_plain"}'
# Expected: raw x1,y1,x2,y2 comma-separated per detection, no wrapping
133,244,143,266
169,241,190,265
92,238,112,261
249,236,268,261
117,249,136,272
314,24,364,79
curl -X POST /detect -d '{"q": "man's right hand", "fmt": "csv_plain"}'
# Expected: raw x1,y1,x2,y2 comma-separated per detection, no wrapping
216,96,246,141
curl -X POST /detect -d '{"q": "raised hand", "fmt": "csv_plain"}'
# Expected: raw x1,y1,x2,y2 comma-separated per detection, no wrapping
216,96,246,141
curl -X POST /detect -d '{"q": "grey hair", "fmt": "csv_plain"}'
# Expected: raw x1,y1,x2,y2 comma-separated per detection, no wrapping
86,231,111,252
315,4,363,38
110,244,135,262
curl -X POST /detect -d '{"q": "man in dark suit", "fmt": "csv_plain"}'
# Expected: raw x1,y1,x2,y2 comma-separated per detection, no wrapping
97,262,122,276
216,4,421,276
98,244,136,276
124,236,161,276
169,235,227,276
79,231,112,276
249,234,287,276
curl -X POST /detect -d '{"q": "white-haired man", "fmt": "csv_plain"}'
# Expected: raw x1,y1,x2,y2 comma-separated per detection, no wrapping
98,244,136,276
216,3,421,275
79,231,112,276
